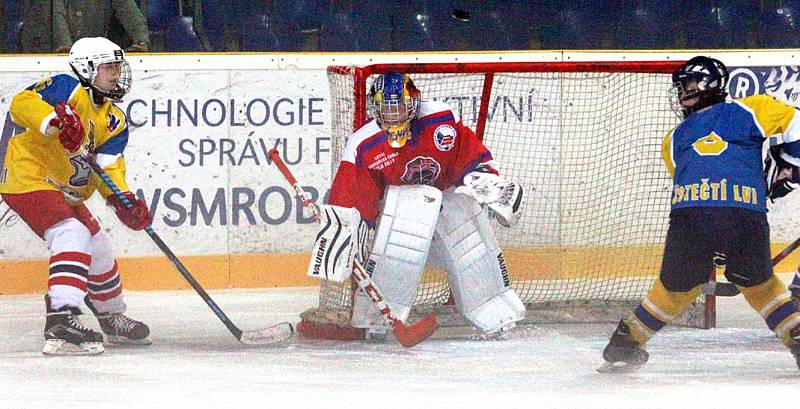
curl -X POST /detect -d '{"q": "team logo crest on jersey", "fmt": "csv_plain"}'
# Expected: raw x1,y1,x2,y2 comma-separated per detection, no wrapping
401,156,441,185
107,113,121,132
68,124,95,186
433,125,456,151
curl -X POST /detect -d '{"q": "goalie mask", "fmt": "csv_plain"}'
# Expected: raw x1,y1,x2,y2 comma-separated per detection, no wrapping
368,72,420,148
671,56,728,118
69,37,132,103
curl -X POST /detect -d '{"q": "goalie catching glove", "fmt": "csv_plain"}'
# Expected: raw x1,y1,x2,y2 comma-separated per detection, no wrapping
307,205,373,282
765,146,800,201
455,171,524,227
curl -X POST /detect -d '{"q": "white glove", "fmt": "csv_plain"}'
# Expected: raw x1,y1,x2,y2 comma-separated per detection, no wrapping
488,182,524,227
456,171,524,227
456,172,503,204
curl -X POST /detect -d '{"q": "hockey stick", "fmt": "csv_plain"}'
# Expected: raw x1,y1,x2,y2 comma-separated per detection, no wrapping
703,236,800,297
268,148,438,347
81,150,293,345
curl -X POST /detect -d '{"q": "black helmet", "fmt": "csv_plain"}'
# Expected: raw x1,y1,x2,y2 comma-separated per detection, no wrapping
671,56,729,118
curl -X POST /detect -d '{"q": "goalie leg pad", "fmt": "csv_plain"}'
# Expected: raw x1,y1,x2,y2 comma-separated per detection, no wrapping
435,189,526,333
350,185,442,329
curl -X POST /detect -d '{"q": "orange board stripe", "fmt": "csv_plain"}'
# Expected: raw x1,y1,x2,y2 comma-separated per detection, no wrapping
2,243,799,295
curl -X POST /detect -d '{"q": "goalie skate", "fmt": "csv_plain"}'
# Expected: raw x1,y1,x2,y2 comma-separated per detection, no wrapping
43,295,104,356
597,320,648,373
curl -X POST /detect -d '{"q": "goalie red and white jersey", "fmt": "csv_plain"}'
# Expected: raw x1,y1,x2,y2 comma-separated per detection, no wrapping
329,100,499,223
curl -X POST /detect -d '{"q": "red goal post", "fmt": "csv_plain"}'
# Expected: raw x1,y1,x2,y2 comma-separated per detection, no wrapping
298,60,714,340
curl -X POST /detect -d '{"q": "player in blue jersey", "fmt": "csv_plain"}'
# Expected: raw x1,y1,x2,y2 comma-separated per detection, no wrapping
600,56,800,372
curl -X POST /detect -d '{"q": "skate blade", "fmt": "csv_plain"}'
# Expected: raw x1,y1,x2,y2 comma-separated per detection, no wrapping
105,335,152,346
597,360,643,374
42,339,104,356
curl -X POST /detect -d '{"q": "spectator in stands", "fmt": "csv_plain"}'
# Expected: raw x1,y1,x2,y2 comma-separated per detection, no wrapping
18,0,150,53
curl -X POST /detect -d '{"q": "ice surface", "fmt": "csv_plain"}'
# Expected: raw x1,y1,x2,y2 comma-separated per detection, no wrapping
1,286,798,409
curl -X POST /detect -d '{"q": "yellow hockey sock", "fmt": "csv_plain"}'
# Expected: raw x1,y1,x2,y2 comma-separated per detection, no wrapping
625,278,702,345
739,275,800,344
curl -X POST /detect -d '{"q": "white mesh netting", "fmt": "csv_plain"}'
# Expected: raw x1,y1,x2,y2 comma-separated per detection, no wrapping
306,62,708,329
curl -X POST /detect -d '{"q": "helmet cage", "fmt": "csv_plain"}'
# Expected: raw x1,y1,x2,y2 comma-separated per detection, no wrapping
368,73,420,128
69,38,132,101
670,56,728,118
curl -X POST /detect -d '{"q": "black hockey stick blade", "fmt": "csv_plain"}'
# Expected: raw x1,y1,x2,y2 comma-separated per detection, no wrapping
702,281,739,297
84,151,293,346
238,322,295,345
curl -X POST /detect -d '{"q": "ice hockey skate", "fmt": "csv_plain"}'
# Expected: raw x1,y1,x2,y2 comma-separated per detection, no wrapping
85,296,151,345
598,320,649,373
790,283,800,305
43,295,104,356
788,324,800,370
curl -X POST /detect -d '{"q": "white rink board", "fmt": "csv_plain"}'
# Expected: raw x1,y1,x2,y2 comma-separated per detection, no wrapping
2,51,800,261
0,66,331,259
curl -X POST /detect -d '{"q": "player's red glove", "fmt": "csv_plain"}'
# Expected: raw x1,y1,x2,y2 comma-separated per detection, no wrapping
48,102,85,153
107,191,152,231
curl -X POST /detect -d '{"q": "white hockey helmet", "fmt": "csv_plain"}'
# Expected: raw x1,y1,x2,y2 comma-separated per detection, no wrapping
69,37,132,101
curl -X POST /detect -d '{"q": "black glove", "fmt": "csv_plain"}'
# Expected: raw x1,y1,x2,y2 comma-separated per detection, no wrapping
765,146,800,201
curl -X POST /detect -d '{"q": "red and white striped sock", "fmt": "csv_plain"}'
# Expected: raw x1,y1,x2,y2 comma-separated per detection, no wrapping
87,232,126,314
88,261,123,305
44,218,93,310
48,251,91,310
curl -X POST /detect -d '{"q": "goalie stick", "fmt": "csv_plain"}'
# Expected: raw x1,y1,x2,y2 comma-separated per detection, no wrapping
703,235,800,297
268,148,438,347
81,149,293,345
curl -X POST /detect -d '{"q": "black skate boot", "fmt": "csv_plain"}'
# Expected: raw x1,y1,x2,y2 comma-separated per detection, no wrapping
598,320,649,373
789,283,800,306
84,296,151,345
43,295,104,355
789,325,800,370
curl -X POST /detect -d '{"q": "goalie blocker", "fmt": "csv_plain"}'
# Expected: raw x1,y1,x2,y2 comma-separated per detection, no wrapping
307,205,372,282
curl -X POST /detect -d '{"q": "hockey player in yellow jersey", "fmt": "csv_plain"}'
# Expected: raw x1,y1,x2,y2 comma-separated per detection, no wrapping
600,56,800,372
0,37,152,355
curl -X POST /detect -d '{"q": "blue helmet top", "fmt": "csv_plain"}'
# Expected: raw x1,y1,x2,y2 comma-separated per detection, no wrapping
379,73,408,103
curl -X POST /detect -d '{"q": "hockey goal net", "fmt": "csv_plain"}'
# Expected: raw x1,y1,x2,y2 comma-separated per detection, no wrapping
298,61,714,339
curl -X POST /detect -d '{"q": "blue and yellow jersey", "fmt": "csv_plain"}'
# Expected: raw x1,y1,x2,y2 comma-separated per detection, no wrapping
662,94,800,213
0,74,130,203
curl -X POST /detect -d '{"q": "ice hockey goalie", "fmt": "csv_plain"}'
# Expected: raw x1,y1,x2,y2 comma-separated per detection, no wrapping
299,72,526,341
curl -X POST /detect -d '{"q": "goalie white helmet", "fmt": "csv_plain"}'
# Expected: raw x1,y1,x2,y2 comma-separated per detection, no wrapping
69,37,132,102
